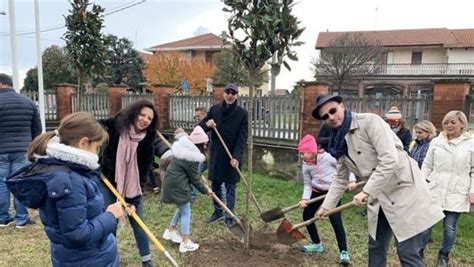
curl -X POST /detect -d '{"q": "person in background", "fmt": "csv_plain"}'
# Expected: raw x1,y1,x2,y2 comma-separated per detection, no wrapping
409,120,437,169
313,94,444,267
99,100,158,267
161,130,210,253
297,134,356,265
200,83,248,227
384,106,412,152
0,73,41,228
420,111,473,266
7,112,123,266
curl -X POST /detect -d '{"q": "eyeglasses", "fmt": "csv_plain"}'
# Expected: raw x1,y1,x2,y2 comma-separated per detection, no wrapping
225,90,238,96
320,107,338,120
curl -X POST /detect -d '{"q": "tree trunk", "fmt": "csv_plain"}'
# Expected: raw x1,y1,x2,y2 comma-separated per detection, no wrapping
244,70,256,249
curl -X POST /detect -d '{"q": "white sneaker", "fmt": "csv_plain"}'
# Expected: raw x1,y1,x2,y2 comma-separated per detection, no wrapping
179,240,199,253
162,229,182,243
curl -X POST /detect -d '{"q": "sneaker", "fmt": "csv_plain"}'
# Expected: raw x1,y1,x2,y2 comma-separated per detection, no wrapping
141,260,153,267
0,218,14,227
15,219,36,229
302,242,325,253
162,229,182,243
153,187,160,194
208,212,224,224
340,250,351,265
179,240,199,253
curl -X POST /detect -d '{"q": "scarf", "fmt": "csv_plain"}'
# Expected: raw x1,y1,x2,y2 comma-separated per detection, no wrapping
115,126,146,198
328,109,352,160
221,100,237,118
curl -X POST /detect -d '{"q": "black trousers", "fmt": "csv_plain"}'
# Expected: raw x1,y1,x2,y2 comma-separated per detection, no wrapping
368,208,424,267
302,190,348,252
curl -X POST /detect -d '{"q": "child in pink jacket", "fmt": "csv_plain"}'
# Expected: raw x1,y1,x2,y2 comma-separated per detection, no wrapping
298,134,356,265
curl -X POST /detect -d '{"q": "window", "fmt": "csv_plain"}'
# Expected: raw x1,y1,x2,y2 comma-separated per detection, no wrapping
411,52,422,65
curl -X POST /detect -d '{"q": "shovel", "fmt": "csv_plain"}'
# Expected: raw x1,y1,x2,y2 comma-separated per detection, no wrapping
276,201,355,245
156,131,246,240
201,176,246,240
260,181,366,223
101,177,179,267
212,127,264,214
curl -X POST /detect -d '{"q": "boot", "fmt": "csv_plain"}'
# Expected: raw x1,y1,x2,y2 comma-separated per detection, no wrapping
438,251,449,267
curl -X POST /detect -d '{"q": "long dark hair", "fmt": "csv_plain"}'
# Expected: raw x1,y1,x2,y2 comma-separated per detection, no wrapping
115,100,158,135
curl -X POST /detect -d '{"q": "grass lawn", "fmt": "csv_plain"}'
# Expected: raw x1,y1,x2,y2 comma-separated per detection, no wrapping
0,172,473,266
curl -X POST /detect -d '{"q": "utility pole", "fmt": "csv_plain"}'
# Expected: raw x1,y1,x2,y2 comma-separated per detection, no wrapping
8,0,20,92
35,0,46,132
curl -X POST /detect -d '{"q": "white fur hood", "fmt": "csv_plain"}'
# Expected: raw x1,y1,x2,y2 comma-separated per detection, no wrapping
37,136,100,170
171,135,206,163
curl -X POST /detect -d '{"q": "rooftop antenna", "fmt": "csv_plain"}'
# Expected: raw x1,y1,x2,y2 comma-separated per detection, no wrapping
374,5,378,31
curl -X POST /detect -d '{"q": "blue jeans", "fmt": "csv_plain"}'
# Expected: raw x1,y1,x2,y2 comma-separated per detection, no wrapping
212,182,236,222
96,178,151,262
148,170,158,188
421,210,461,255
368,208,424,267
170,202,191,235
0,152,30,224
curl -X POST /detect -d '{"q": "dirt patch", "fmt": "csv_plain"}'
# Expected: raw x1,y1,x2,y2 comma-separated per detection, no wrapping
187,231,307,267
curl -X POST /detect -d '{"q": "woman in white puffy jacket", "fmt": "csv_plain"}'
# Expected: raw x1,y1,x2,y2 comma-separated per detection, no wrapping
420,110,474,266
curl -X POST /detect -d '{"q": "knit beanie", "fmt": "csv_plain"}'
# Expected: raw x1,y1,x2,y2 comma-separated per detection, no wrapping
189,126,209,144
385,106,402,120
298,134,318,153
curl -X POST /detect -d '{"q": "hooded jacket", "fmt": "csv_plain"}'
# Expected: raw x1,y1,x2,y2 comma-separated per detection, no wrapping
161,135,208,205
422,132,474,212
7,138,118,267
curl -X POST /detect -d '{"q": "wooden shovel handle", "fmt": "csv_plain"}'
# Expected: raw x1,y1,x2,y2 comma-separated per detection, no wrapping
212,127,263,214
200,175,244,227
282,181,366,214
292,201,355,230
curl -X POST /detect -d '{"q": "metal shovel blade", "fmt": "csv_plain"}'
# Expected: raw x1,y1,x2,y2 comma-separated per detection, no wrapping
227,220,246,241
276,219,306,245
260,207,284,223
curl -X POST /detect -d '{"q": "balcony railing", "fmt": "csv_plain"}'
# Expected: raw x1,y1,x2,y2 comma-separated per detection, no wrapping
373,63,474,76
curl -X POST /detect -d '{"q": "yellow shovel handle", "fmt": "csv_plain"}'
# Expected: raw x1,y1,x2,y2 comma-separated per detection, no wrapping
101,177,179,267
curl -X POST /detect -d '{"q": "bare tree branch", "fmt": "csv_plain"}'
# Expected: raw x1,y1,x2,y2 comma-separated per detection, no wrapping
313,32,382,92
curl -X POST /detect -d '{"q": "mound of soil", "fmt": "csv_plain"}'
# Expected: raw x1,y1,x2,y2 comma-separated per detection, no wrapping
187,231,307,266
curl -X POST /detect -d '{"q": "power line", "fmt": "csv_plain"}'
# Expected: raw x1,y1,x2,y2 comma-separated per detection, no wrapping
0,0,145,37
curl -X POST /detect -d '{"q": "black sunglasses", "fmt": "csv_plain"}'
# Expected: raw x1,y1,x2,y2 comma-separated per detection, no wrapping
320,107,338,121
225,90,238,95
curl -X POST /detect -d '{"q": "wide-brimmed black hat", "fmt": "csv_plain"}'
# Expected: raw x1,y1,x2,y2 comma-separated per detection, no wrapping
312,94,343,120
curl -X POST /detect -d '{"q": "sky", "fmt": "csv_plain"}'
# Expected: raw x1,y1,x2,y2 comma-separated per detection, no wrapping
1,0,474,90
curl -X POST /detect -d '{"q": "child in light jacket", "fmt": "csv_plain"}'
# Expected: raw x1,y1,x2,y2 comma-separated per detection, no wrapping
298,134,356,265
161,128,209,253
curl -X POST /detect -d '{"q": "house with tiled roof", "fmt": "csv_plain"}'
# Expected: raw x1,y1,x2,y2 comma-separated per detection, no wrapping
145,33,229,65
315,28,474,96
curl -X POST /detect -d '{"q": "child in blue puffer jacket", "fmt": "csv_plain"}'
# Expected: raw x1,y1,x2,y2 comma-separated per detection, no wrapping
7,112,124,267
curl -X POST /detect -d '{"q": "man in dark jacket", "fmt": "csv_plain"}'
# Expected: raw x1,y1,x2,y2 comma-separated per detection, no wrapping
200,83,248,226
0,73,41,228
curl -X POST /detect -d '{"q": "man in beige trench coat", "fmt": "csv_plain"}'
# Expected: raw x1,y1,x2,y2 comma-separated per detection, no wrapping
314,94,444,266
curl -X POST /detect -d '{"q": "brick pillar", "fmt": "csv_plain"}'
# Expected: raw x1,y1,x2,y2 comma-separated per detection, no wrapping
213,86,225,104
55,83,76,121
432,80,471,129
108,85,128,117
150,85,176,131
299,81,330,138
